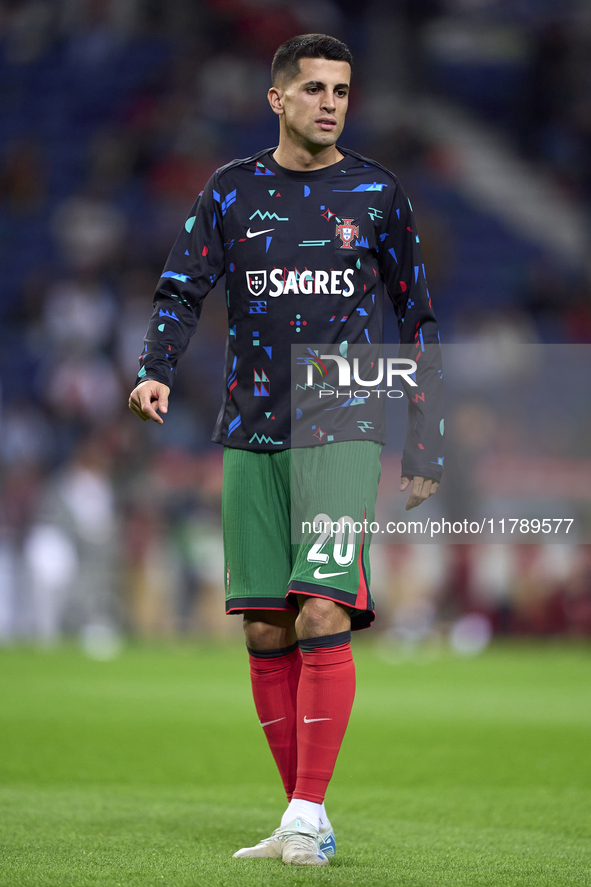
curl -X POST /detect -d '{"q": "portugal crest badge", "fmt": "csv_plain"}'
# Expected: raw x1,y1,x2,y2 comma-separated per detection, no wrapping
335,218,359,249
246,270,267,296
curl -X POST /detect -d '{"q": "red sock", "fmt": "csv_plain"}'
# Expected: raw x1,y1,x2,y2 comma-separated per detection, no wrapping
248,644,302,800
293,633,356,804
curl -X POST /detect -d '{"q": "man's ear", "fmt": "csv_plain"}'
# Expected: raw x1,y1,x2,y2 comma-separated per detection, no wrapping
268,86,284,117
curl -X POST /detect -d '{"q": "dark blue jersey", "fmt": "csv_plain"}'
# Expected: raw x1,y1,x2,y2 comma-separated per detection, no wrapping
137,147,444,480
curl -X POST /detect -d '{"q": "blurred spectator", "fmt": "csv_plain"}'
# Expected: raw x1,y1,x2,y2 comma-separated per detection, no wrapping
42,272,116,351
0,137,46,214
22,433,120,640
50,195,128,270
1,0,56,65
0,401,55,467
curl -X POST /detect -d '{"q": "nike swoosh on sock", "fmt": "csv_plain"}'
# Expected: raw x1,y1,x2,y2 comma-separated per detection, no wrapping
260,717,287,727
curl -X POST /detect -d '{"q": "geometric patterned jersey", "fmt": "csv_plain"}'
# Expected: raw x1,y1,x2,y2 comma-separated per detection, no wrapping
137,147,444,480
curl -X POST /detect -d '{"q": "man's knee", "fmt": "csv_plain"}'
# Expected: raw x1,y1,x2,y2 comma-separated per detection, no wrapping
243,609,297,651
296,596,351,639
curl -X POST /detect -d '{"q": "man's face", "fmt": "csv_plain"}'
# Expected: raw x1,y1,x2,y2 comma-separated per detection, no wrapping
270,57,351,151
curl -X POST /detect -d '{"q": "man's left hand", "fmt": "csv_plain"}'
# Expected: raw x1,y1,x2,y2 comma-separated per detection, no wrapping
400,475,439,510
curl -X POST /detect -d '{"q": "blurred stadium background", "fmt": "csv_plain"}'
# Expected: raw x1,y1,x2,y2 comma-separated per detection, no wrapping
1,0,591,651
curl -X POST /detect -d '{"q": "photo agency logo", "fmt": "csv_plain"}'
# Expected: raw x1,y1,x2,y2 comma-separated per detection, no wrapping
291,343,421,448
296,347,418,400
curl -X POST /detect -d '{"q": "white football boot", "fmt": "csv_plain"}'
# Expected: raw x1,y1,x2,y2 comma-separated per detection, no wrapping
233,817,332,865
232,828,283,859
279,817,328,866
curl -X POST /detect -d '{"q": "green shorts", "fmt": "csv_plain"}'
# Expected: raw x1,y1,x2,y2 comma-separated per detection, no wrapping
222,440,382,631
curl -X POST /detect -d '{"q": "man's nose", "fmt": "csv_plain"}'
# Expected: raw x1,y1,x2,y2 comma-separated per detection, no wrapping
321,94,335,113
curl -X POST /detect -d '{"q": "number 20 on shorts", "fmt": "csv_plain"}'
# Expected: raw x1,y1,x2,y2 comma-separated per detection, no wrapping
307,513,357,568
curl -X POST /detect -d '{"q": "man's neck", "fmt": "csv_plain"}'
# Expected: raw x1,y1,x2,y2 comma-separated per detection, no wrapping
272,140,343,172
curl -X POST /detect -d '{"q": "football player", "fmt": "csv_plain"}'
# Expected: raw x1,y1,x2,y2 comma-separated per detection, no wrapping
129,33,442,866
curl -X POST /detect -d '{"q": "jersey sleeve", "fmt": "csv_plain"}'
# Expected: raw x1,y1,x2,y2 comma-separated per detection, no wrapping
378,179,444,482
135,173,225,389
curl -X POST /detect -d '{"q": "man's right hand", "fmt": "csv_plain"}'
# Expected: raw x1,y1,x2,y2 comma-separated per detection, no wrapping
128,380,170,424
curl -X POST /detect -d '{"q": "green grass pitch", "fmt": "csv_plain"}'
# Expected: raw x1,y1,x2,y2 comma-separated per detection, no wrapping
0,640,590,886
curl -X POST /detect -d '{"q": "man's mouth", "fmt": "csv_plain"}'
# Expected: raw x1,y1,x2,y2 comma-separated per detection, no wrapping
316,117,337,131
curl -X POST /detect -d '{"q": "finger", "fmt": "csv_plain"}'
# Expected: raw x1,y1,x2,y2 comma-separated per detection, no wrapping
406,478,440,509
421,480,438,499
157,391,169,416
399,476,411,492
128,394,149,421
129,386,165,424
128,400,148,421
405,477,424,510
139,393,164,424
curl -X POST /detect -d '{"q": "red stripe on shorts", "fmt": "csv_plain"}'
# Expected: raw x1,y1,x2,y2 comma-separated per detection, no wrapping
354,507,368,611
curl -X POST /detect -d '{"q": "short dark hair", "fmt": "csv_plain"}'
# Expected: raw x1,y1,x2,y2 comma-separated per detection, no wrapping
271,34,353,86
